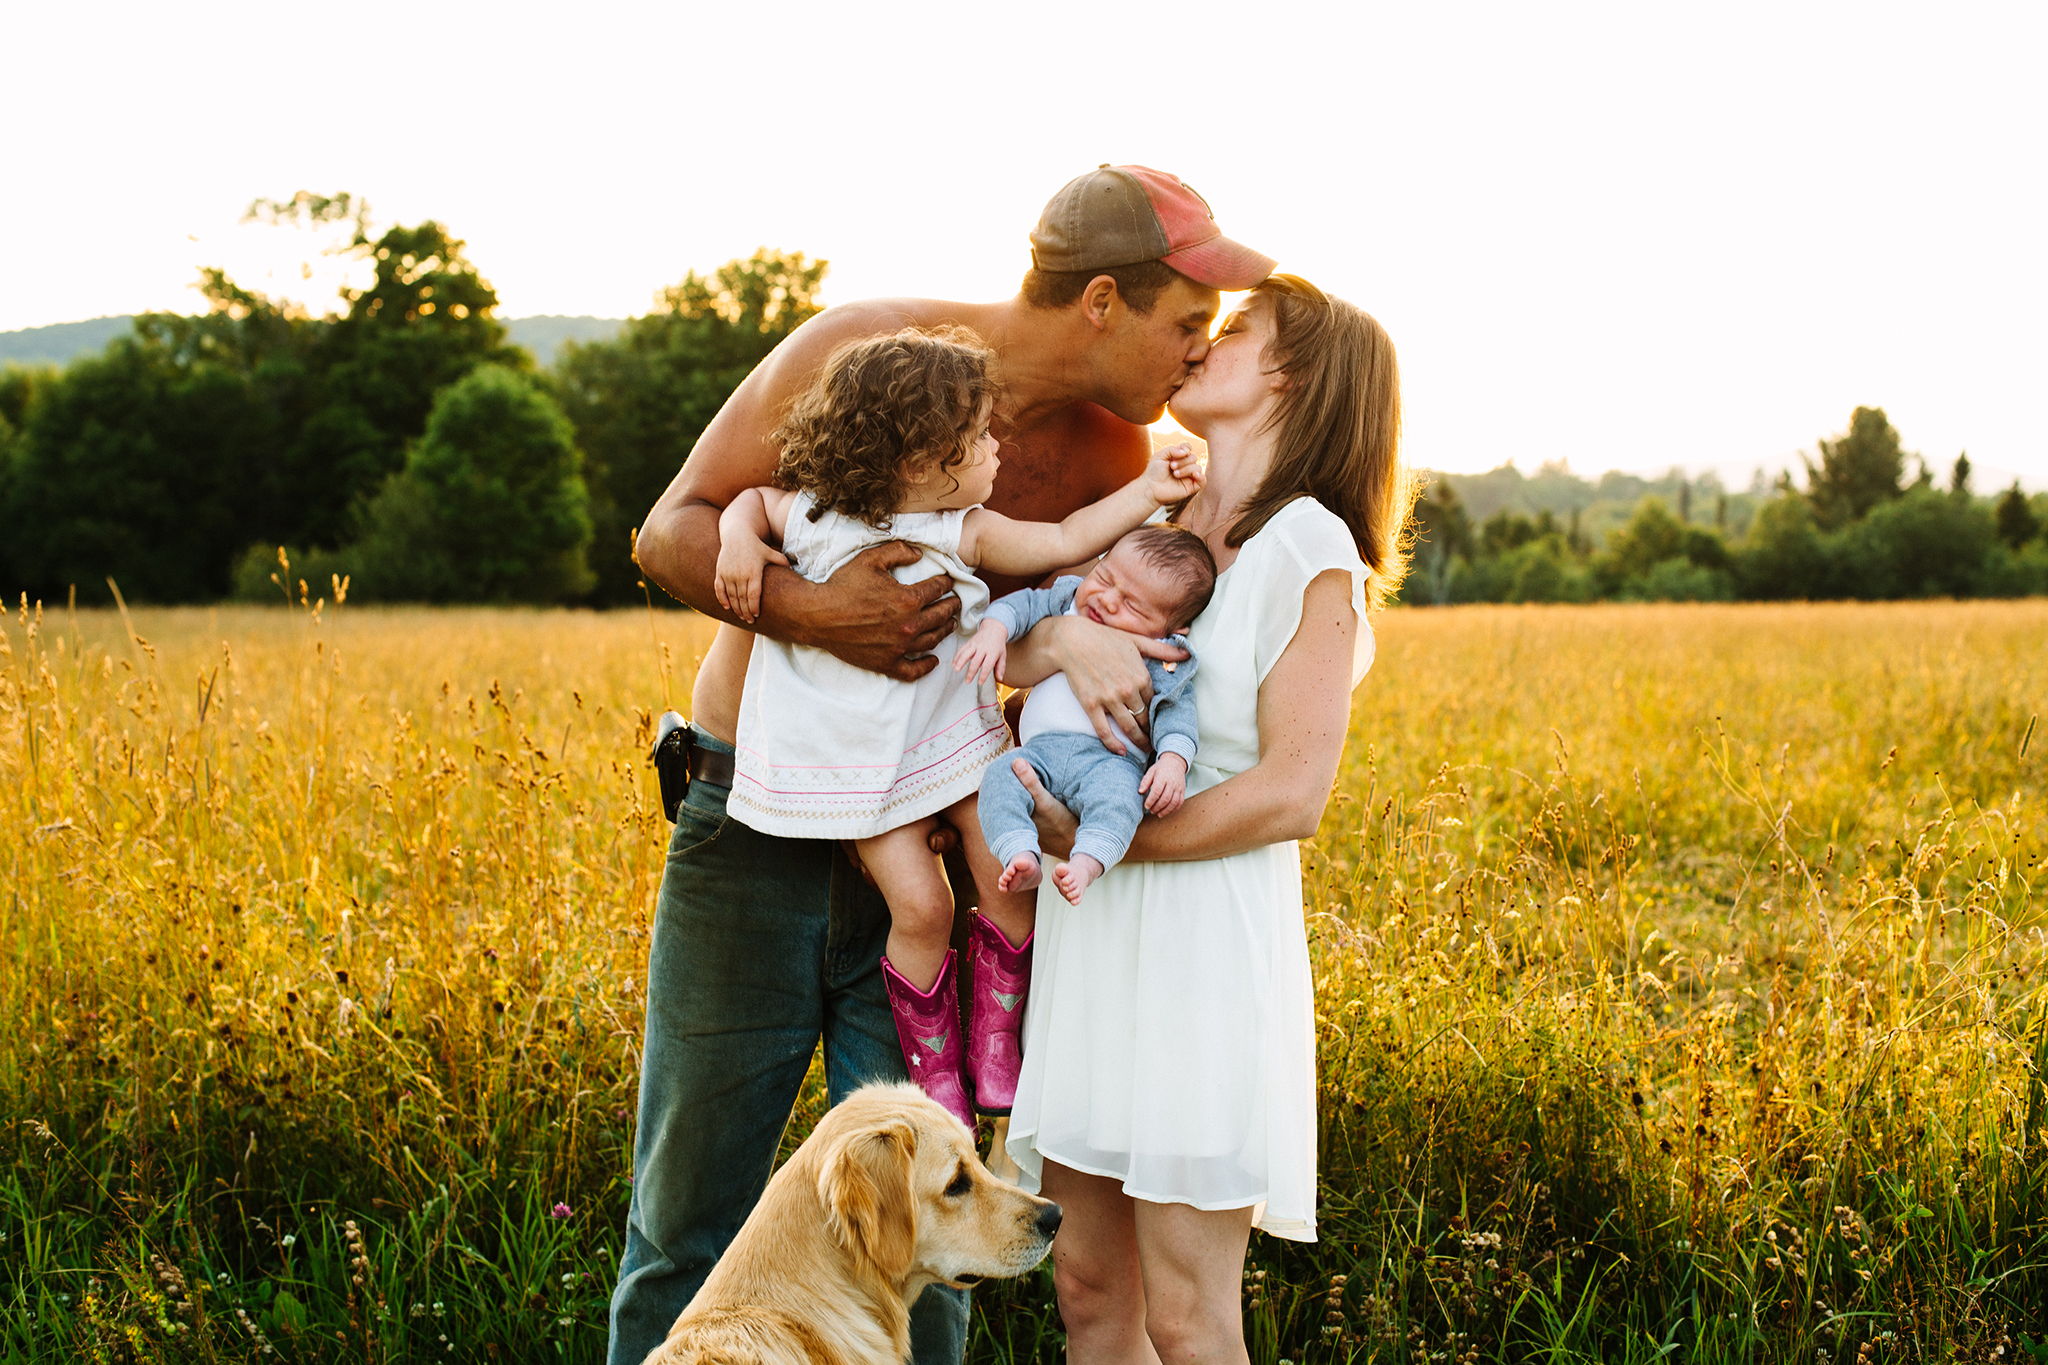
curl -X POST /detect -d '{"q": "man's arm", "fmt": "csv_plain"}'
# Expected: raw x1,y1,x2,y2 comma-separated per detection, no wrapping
633,303,960,681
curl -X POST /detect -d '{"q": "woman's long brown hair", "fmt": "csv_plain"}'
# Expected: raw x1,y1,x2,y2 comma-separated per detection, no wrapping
1219,274,1415,609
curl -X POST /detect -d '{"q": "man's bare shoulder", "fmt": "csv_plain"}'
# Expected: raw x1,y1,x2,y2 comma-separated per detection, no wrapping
784,297,991,351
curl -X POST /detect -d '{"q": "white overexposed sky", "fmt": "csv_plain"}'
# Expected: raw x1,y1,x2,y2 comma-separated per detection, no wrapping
4,0,2044,485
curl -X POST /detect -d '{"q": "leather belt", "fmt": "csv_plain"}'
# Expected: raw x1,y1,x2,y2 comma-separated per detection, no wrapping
688,739,735,789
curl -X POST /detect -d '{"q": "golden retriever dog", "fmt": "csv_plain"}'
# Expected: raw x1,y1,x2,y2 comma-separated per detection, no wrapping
642,1081,1061,1365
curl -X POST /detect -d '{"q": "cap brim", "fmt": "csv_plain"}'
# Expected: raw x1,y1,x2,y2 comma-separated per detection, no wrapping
1161,234,1276,291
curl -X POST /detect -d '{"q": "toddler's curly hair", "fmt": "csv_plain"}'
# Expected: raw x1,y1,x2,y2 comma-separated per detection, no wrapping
772,326,997,526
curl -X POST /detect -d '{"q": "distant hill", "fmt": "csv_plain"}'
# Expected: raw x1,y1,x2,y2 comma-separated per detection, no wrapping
0,313,626,370
0,316,135,368
501,315,624,365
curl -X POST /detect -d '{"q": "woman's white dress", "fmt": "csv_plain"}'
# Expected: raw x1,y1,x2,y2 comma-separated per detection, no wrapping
1005,497,1375,1241
727,492,1010,839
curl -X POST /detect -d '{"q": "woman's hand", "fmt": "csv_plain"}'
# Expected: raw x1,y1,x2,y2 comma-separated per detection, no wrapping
1007,616,1187,754
1008,758,1078,860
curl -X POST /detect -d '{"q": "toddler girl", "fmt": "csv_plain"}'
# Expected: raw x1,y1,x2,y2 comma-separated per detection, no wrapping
712,326,1202,1136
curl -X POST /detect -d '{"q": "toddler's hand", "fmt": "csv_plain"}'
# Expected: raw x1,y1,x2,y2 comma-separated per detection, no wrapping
1142,444,1206,505
953,619,1010,684
1138,751,1188,815
714,538,788,625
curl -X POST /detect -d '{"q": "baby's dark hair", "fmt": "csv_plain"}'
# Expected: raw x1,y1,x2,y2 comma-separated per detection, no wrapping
1124,523,1218,630
772,326,996,525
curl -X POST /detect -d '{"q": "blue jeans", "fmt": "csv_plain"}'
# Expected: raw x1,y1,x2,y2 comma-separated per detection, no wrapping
607,730,969,1365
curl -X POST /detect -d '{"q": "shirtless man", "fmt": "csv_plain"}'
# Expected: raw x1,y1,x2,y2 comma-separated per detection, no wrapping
608,166,1273,1365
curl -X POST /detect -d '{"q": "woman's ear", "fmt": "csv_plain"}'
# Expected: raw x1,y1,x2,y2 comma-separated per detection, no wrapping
818,1120,919,1280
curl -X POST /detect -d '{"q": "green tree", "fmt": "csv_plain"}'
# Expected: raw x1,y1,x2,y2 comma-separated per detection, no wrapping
1835,487,1998,599
300,219,529,544
1994,481,2040,549
1402,480,1474,605
351,366,594,603
552,248,827,603
1735,495,1835,600
1949,451,1972,496
1803,406,1910,529
0,290,316,602
1,196,530,604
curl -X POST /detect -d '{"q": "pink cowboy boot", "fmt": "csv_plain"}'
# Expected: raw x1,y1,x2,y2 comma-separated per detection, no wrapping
882,950,975,1130
965,914,1033,1115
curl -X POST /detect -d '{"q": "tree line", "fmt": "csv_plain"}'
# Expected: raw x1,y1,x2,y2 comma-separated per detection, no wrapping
4,200,2044,610
1403,407,2048,604
0,193,823,607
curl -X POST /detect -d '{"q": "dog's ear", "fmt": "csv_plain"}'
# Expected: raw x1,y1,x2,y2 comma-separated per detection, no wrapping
819,1118,918,1280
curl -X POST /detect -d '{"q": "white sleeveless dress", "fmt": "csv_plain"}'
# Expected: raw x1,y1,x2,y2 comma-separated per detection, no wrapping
727,492,1011,840
1004,498,1376,1240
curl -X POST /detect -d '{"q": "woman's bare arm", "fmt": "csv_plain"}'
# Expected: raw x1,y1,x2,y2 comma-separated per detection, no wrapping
1017,569,1358,860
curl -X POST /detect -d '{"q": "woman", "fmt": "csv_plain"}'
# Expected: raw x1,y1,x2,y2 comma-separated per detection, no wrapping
998,274,1412,1365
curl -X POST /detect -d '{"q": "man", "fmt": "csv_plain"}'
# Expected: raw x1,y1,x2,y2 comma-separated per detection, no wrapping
610,165,1273,1365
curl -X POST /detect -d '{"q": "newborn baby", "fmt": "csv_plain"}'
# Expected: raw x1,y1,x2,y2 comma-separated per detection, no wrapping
956,522,1218,903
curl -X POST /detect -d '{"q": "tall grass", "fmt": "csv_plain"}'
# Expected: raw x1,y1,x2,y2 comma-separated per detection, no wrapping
3,594,2043,1362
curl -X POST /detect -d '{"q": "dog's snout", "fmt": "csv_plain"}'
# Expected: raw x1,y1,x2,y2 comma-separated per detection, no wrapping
1035,1202,1063,1239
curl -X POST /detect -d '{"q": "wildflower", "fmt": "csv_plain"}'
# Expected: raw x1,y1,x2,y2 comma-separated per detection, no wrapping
282,1234,296,1248
553,1202,573,1218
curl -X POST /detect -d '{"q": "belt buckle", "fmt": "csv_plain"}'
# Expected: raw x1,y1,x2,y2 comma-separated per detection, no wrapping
652,710,692,822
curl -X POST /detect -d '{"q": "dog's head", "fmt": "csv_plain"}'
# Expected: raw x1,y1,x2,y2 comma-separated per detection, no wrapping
814,1083,1061,1294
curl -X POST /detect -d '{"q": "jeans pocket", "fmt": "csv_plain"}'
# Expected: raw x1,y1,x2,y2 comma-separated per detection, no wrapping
667,793,730,863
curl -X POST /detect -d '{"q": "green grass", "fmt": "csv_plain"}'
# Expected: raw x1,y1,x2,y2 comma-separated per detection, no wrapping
3,596,2045,1362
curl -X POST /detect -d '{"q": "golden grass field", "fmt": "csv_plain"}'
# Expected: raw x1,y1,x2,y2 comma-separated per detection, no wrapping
3,591,2044,1362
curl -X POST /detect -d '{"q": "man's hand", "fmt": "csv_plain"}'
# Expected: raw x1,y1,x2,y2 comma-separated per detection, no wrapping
954,619,1011,685
1139,752,1189,815
1143,443,1206,505
1052,617,1188,755
714,536,787,625
785,542,961,680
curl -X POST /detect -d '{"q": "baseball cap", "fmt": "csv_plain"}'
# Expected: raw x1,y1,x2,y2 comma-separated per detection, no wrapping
1029,165,1276,291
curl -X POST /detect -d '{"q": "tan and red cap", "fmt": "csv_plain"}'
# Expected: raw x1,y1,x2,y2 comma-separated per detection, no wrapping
1029,164,1275,291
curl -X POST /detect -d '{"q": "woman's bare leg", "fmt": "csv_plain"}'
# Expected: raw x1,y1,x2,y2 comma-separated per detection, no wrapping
855,819,954,990
1041,1161,1160,1365
1133,1202,1255,1365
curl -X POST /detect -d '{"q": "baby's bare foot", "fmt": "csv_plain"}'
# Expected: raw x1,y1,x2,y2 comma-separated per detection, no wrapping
1051,855,1104,905
999,852,1042,893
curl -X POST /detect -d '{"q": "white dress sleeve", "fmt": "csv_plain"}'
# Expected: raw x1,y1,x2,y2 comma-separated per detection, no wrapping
1247,498,1376,688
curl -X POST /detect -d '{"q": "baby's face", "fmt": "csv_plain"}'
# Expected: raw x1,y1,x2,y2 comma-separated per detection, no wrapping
1074,541,1183,638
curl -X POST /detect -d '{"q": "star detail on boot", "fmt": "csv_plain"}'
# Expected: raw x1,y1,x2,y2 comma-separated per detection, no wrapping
991,990,1021,1012
918,1033,948,1053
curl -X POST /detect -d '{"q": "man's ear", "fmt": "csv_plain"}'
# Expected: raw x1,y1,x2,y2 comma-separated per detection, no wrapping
1081,275,1120,332
818,1119,919,1280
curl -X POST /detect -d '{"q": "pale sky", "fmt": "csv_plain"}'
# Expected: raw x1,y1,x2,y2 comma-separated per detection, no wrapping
5,1,2044,485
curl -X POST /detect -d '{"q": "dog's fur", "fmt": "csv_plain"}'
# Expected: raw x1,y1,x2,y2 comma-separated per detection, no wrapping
642,1082,1061,1365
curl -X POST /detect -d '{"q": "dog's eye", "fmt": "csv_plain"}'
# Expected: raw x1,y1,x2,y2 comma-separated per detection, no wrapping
944,1165,973,1198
